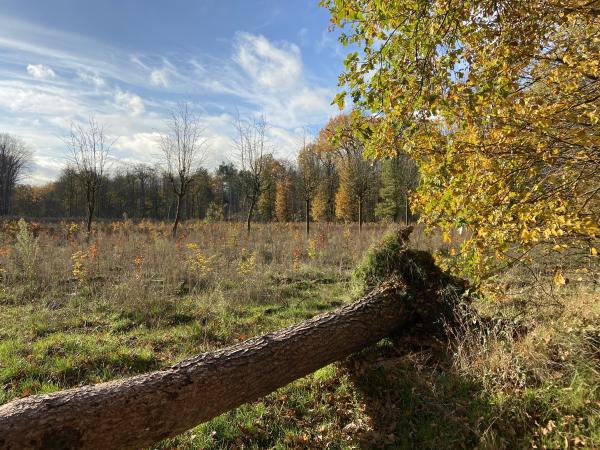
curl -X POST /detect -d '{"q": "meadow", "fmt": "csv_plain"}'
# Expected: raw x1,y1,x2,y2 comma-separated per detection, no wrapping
0,219,598,449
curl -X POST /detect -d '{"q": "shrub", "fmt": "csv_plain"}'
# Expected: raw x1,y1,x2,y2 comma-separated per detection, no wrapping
11,219,39,281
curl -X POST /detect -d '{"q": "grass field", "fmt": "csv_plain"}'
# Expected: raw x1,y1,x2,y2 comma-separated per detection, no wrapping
0,220,598,449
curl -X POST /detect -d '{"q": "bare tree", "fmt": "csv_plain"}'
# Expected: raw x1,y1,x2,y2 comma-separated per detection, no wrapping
0,134,31,216
160,103,208,238
234,114,272,233
66,117,112,232
297,141,321,236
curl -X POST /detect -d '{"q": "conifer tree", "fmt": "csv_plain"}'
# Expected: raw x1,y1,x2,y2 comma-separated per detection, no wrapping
375,153,418,223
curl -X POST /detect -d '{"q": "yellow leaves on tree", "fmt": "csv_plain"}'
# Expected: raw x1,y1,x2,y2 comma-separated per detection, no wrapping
275,177,293,222
311,191,331,222
317,114,377,230
323,0,600,282
335,171,357,222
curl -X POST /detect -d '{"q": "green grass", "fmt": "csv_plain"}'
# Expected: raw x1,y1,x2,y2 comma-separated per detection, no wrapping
0,264,352,405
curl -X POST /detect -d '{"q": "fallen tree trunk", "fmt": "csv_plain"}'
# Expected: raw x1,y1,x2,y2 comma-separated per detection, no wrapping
0,281,424,450
0,227,463,450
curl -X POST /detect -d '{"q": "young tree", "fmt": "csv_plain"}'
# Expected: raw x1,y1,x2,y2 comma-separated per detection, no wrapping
256,156,279,222
66,117,112,233
54,167,81,218
274,173,294,223
160,103,209,238
190,168,214,220
335,171,356,222
214,163,240,221
297,143,322,235
234,114,272,233
133,164,155,219
0,134,31,216
311,150,338,223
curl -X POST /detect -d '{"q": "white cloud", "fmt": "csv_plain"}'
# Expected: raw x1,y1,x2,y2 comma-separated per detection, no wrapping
267,126,304,159
26,63,56,79
221,33,337,129
114,89,145,116
150,69,169,87
288,87,333,117
234,32,302,92
115,132,161,160
0,80,82,115
29,155,66,185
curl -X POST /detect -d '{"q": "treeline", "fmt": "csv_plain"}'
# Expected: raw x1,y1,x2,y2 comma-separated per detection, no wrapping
13,155,417,224
6,114,419,226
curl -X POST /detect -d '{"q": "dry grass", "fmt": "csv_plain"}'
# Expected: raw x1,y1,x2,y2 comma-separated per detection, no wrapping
0,220,391,311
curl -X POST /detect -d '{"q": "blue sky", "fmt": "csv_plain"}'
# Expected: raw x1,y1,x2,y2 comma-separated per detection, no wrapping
0,0,346,184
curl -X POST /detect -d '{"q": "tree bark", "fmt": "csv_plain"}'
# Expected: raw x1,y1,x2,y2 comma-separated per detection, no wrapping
171,193,183,239
0,281,426,450
85,189,95,234
139,180,146,219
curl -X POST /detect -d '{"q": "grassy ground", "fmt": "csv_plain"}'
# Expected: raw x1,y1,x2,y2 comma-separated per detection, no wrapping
0,219,598,448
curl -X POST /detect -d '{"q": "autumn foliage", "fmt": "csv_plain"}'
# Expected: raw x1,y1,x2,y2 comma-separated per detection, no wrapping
323,0,599,282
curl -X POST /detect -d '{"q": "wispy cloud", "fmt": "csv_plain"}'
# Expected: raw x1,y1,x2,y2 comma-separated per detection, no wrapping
0,14,338,184
77,70,106,88
234,33,302,92
114,89,145,117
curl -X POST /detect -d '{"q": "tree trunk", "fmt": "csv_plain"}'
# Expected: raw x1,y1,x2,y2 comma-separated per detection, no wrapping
305,198,310,237
246,197,256,234
0,281,429,450
1,175,10,216
86,191,94,234
171,193,184,239
86,207,93,233
139,181,146,219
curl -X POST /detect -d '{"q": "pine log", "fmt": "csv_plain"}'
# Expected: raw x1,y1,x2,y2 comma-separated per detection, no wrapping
0,281,426,450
